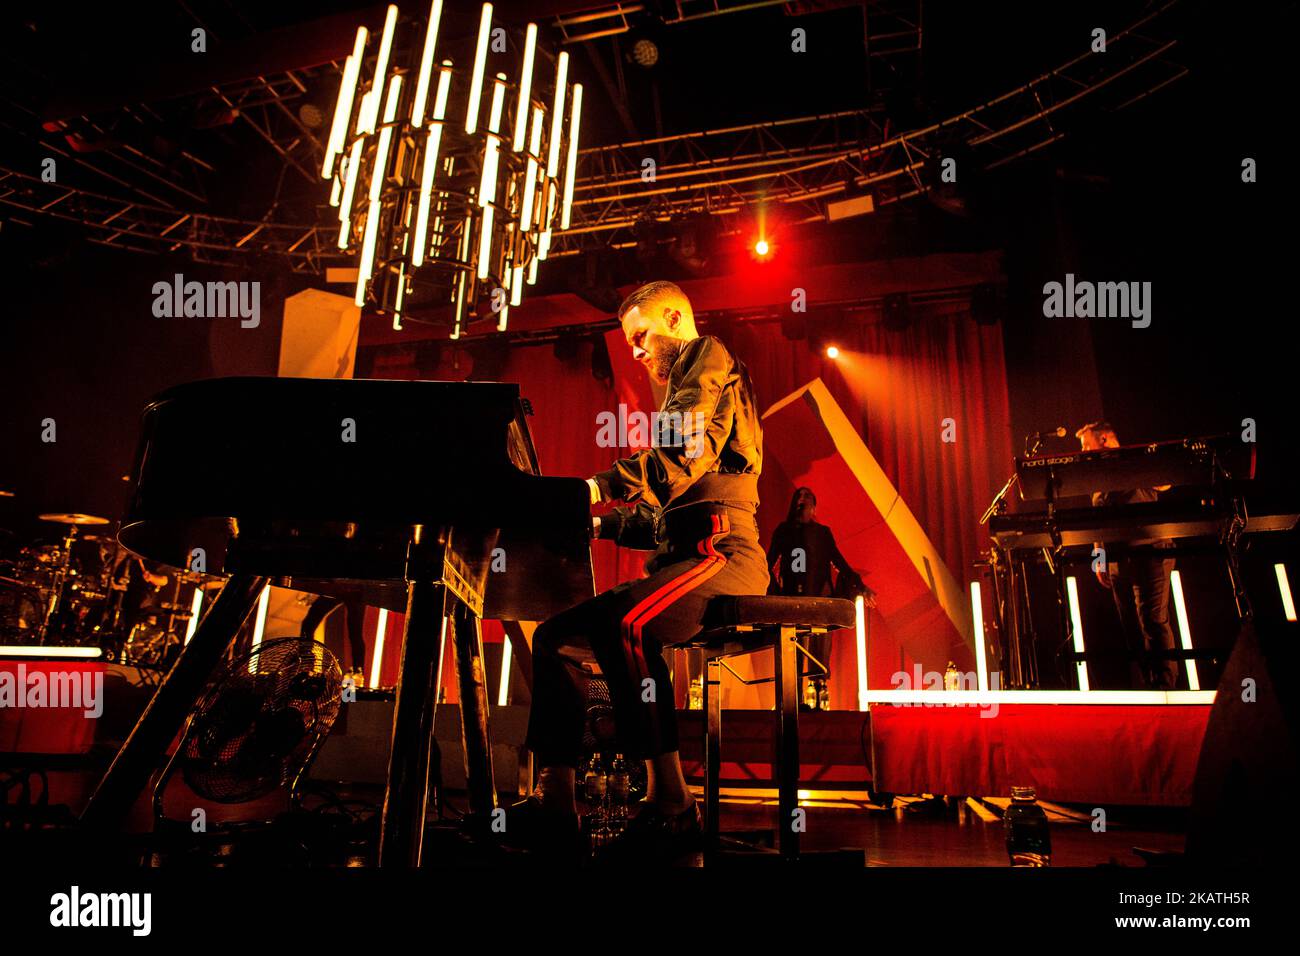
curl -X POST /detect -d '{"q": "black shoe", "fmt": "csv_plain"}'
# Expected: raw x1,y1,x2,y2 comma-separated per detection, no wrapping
499,796,582,858
594,800,703,865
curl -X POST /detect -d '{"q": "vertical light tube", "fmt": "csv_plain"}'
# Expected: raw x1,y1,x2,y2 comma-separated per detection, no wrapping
479,74,508,206
560,83,583,229
1066,575,1089,691
359,5,399,134
1170,570,1199,691
249,585,271,673
322,28,367,178
369,74,403,203
184,587,204,646
476,207,494,279
465,3,493,134
337,93,369,248
451,222,471,339
475,75,507,282
537,186,555,261
546,52,569,177
497,633,513,706
970,580,988,691
410,0,445,127
855,593,868,712
355,73,403,306
412,65,453,267
393,261,406,330
512,23,538,152
520,107,544,232
497,250,513,330
509,264,524,307
437,615,449,702
369,608,389,689
1276,563,1297,622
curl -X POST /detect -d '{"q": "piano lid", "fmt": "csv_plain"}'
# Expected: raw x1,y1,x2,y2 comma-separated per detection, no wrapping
117,376,595,620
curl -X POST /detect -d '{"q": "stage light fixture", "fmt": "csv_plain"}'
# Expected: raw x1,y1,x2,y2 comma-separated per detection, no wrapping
249,585,271,673
631,37,659,68
0,646,103,658
325,2,583,333
1065,575,1089,691
370,609,389,689
1170,570,1200,690
498,634,513,705
854,594,868,712
970,581,988,691
1276,563,1297,622
184,588,203,645
825,345,840,359
754,238,769,256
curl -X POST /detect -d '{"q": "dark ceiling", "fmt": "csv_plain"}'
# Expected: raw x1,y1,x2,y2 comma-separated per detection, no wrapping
0,0,1292,292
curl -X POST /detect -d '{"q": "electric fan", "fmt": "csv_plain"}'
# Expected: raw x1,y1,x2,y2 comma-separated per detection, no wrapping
154,637,343,818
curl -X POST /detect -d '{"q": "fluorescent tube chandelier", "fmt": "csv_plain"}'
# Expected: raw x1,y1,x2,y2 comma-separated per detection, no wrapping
323,2,584,335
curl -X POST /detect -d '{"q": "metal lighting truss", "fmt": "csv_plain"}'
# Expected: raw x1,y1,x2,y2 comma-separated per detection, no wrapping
0,0,1186,272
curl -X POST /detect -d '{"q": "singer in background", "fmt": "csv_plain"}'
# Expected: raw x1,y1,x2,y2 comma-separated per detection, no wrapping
1075,421,1178,689
766,487,871,707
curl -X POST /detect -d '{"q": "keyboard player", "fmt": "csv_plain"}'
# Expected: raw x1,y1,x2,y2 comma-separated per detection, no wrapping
1075,421,1179,689
509,281,769,859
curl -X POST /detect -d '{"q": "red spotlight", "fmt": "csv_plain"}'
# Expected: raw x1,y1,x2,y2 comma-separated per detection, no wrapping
825,345,840,359
754,238,770,256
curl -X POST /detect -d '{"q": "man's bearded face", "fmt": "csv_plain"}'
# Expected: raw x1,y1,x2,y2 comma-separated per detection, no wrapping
622,305,687,385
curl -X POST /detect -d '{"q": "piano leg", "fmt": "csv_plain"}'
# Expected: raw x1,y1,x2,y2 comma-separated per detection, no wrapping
81,572,268,829
450,601,498,823
378,578,448,867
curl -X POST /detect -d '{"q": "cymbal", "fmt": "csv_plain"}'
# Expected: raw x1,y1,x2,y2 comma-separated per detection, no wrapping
38,513,110,526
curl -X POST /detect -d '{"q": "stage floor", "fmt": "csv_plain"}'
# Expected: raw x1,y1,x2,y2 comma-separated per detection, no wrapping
712,796,1186,867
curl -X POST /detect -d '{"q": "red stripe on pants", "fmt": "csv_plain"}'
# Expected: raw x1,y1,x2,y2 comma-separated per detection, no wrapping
618,514,730,750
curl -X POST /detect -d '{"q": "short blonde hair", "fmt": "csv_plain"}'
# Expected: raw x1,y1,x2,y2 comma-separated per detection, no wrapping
617,280,692,321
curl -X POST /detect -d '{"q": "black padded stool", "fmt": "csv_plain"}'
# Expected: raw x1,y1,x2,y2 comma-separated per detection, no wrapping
687,595,857,860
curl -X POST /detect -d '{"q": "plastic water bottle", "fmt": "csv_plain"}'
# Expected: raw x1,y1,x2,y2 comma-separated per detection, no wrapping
688,676,703,710
803,679,819,709
944,661,961,691
816,678,830,711
608,754,630,833
585,754,608,845
1003,786,1051,866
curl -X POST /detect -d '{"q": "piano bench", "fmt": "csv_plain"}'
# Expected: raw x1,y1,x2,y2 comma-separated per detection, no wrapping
683,595,857,861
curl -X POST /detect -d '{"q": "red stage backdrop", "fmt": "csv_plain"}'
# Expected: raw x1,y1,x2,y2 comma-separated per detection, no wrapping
359,293,1011,709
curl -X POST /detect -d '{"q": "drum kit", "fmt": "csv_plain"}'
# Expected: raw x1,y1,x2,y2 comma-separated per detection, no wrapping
0,501,216,668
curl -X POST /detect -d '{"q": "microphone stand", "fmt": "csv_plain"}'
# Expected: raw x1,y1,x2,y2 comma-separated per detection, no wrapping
980,471,1018,526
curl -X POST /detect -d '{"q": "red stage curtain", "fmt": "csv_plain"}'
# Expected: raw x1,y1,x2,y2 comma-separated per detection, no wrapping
735,300,1012,583
735,303,1012,707
362,304,1011,708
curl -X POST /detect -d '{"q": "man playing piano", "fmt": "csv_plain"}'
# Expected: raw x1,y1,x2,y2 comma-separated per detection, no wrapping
509,280,769,860
1075,421,1179,690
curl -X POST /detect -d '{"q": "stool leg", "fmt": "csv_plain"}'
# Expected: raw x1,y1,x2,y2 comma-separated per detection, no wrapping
704,654,722,849
775,625,800,859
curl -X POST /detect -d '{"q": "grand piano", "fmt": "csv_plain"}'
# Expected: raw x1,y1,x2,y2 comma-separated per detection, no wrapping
81,376,596,865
